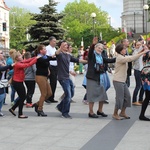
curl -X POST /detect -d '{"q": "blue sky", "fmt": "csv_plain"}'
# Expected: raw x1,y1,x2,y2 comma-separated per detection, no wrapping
4,0,123,28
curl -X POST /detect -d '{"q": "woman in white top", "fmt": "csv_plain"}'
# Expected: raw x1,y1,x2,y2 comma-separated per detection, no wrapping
132,42,145,106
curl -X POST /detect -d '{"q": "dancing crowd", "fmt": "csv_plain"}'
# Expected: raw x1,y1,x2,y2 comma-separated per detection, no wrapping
0,36,150,121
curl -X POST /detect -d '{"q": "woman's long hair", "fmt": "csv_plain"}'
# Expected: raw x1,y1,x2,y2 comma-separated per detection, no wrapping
11,51,21,62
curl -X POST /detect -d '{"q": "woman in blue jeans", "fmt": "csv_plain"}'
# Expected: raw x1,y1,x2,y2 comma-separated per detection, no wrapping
132,42,144,106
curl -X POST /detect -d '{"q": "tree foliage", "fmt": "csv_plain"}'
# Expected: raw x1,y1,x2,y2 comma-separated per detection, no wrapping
25,0,65,51
9,7,36,50
62,0,122,48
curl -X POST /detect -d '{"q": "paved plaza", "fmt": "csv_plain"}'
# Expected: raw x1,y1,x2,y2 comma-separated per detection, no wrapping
0,73,150,150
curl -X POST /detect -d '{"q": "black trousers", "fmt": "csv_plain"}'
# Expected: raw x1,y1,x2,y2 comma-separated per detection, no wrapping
126,75,130,87
11,81,26,116
48,66,58,101
140,90,150,117
24,80,36,103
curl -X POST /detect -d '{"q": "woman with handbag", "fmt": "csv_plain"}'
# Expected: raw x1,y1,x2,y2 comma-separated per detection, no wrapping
86,37,115,118
0,53,14,116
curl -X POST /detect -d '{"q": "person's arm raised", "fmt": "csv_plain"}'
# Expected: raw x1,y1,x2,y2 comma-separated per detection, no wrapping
55,48,61,55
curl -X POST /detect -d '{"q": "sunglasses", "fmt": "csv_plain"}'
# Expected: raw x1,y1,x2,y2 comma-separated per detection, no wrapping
103,43,107,45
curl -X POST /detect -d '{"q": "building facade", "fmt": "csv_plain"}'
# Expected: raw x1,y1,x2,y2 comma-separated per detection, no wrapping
0,0,9,55
121,0,150,34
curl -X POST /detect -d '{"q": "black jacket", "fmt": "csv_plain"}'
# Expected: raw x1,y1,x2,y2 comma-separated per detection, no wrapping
86,44,115,82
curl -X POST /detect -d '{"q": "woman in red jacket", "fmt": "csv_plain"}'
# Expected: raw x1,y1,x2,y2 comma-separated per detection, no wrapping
9,51,39,118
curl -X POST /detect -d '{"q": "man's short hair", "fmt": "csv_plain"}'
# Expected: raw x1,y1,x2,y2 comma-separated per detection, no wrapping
57,40,66,47
121,39,128,44
49,36,56,41
24,52,31,59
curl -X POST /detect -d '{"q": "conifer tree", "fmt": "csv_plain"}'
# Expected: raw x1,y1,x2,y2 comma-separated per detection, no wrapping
25,0,65,51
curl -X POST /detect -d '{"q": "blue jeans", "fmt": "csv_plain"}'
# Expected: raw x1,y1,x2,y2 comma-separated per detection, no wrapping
0,93,6,111
57,79,74,115
10,84,16,102
132,70,144,102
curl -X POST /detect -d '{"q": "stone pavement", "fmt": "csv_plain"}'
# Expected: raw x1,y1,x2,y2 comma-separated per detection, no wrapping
0,73,150,150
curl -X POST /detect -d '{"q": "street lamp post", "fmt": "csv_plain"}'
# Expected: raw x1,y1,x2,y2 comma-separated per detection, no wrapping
143,4,149,43
91,12,96,37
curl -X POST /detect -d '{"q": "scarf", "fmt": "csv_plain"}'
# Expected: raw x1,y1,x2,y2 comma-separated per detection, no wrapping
94,50,104,87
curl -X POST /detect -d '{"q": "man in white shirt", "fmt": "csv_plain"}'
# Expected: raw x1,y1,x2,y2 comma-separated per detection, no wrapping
45,36,58,103
110,41,116,57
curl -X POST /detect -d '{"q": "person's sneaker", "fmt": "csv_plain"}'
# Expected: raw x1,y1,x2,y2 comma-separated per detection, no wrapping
62,114,72,119
0,112,4,117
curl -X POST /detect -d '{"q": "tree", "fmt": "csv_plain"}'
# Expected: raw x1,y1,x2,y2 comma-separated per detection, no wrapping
62,0,110,47
25,0,65,51
9,7,36,50
61,0,122,48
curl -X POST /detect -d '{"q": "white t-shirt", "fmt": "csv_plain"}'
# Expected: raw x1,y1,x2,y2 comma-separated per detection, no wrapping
110,44,116,56
133,48,143,71
46,45,57,66
69,62,74,72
